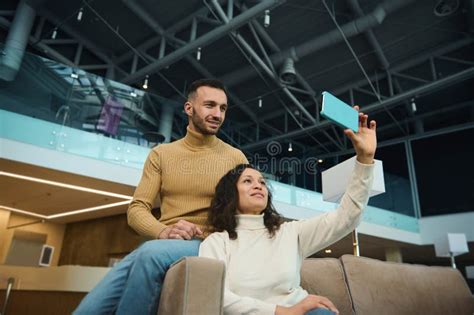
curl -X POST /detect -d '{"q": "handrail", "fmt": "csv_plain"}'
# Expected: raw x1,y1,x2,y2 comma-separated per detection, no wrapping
1,277,14,315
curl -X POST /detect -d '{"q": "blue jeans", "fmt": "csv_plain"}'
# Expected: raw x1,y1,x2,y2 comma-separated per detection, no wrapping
73,239,201,315
306,308,337,315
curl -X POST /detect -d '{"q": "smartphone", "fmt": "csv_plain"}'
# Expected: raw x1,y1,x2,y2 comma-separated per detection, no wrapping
320,91,359,132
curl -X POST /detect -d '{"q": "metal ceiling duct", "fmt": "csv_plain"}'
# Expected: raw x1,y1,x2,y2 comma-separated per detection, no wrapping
468,0,474,32
280,57,297,85
0,0,45,81
221,0,415,87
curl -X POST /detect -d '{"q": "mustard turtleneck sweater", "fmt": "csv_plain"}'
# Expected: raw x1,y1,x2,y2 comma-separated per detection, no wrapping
127,127,248,239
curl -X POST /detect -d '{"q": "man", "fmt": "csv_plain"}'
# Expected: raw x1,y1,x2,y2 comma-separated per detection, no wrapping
74,79,248,315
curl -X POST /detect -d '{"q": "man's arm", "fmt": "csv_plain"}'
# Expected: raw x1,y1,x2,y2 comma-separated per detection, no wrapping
127,149,167,239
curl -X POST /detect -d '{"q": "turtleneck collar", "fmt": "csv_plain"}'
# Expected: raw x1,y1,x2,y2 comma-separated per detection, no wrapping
183,126,218,149
236,214,266,230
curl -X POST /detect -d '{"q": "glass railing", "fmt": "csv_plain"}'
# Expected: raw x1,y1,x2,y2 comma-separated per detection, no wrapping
0,109,150,169
0,108,419,232
0,43,183,150
270,180,419,232
0,43,419,232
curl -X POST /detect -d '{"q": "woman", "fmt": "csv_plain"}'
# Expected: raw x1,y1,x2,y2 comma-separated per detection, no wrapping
199,109,376,315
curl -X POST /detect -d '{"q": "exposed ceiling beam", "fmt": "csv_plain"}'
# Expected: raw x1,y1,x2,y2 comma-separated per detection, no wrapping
221,0,415,87
121,0,285,85
39,9,116,68
240,37,474,127
113,1,224,65
241,66,474,150
316,121,474,160
347,0,390,70
121,0,268,142
210,0,316,124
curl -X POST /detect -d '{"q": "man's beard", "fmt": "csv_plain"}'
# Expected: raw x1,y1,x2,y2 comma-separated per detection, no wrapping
191,113,220,135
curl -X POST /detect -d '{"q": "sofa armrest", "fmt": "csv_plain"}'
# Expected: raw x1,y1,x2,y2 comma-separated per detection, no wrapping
157,257,225,315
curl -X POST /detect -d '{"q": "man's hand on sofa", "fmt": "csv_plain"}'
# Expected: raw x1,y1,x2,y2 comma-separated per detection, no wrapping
275,295,339,315
158,220,203,240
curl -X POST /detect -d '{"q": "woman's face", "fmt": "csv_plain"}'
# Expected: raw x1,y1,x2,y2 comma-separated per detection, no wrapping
236,168,268,215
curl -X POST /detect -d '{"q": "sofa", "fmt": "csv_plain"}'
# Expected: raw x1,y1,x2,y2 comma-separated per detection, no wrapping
158,255,474,315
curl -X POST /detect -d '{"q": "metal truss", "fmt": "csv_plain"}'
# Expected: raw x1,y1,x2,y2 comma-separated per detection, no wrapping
119,0,289,148
120,0,285,85
117,0,321,152
2,1,473,158
236,37,474,153
0,9,123,77
0,2,257,146
97,0,474,156
206,0,416,151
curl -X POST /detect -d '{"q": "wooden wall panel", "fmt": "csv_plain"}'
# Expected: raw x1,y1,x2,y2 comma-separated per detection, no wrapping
58,214,144,267
0,290,85,315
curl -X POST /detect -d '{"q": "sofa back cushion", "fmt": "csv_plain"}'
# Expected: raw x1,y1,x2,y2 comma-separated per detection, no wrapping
340,254,474,315
301,258,354,315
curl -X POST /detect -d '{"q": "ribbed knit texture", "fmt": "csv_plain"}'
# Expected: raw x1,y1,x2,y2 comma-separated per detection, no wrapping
199,161,374,315
127,126,248,239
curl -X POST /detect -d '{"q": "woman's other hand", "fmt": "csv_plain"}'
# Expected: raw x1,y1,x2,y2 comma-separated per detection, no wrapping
275,294,339,315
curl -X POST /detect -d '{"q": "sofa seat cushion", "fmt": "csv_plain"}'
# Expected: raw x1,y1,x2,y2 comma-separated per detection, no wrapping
301,258,354,315
341,254,474,315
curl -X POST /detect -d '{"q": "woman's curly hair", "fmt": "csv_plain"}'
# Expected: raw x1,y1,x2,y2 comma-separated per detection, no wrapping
206,164,282,240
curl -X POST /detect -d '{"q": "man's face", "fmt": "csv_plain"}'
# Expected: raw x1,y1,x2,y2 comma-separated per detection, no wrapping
185,86,228,135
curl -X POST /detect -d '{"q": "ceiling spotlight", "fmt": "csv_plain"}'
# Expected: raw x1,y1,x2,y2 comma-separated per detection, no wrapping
318,159,323,163
51,27,58,39
410,98,417,113
196,47,202,61
258,97,263,108
280,57,296,85
77,7,84,21
142,75,149,90
288,142,293,152
325,249,332,254
264,10,270,28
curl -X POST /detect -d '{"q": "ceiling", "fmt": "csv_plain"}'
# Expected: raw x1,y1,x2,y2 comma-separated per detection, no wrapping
0,0,472,152
0,158,134,224
0,2,473,224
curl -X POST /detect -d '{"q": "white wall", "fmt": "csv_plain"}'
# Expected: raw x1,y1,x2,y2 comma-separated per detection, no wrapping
419,212,474,245
1,138,142,186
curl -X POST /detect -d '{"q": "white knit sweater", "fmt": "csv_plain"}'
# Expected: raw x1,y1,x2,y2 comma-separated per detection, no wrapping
199,161,374,315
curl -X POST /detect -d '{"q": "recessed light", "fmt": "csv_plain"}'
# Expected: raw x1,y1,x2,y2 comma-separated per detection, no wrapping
0,171,132,200
0,171,133,221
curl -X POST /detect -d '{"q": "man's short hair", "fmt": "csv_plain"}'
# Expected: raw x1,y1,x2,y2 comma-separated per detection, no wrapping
187,79,227,101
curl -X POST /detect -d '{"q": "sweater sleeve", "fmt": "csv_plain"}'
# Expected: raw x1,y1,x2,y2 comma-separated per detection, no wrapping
199,233,277,315
127,149,167,239
295,160,374,258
